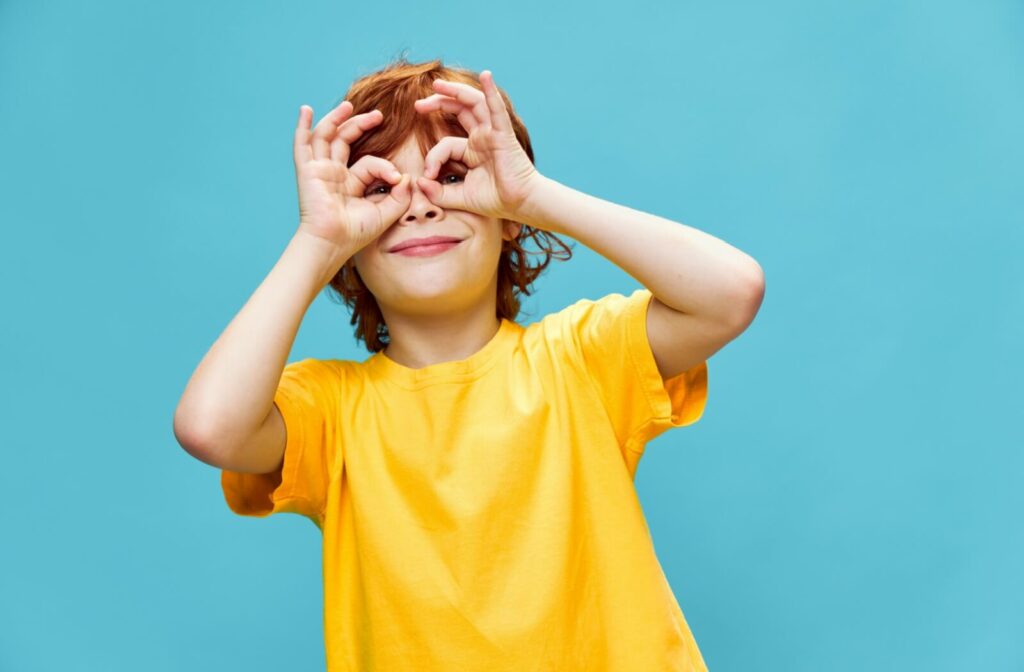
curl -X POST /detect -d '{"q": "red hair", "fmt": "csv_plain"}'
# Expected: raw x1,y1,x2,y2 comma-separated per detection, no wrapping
324,55,574,353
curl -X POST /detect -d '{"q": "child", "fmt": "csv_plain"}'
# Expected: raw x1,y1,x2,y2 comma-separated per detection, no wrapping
174,57,764,671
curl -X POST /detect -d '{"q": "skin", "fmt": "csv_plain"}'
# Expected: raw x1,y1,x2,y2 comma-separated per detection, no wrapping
290,72,543,370
298,69,765,376
400,71,766,381
350,134,522,369
345,72,544,369
173,68,765,476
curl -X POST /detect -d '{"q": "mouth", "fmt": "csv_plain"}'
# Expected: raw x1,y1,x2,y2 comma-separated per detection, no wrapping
389,239,464,257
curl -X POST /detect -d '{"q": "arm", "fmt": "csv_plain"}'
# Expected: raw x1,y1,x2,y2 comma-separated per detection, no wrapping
173,99,416,473
410,70,764,383
518,176,765,380
172,231,350,473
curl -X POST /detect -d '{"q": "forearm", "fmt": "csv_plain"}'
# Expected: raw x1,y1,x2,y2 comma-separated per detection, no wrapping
174,231,351,455
520,175,763,322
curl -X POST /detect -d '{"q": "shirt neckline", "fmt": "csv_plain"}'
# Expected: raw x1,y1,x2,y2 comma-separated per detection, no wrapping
363,317,521,388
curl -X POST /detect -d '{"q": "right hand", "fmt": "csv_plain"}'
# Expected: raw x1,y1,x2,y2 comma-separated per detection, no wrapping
293,101,413,255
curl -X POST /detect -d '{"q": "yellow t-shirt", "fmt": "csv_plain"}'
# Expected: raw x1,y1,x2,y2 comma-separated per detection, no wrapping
221,288,710,671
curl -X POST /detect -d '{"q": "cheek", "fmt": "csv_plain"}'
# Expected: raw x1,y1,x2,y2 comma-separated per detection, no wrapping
350,254,381,287
350,256,364,279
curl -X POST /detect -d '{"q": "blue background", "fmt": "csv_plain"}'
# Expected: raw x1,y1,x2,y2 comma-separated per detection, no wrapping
1,0,1021,669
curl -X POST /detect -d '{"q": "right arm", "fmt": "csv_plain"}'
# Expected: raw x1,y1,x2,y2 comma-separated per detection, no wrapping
172,99,414,473
172,232,351,473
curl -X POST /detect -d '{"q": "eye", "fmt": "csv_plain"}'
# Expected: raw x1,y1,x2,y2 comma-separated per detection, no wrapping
438,162,467,184
363,165,465,197
364,183,390,198
440,170,464,184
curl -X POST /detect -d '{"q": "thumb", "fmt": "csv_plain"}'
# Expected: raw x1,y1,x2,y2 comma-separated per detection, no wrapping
417,176,466,211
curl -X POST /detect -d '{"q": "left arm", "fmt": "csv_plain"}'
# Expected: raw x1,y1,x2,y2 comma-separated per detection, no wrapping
412,70,765,380
518,175,765,379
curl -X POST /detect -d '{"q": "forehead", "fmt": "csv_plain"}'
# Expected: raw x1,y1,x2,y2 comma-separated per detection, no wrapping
386,135,427,167
385,123,467,171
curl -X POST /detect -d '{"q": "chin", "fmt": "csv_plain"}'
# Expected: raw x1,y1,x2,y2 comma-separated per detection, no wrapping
396,278,500,314
378,277,462,304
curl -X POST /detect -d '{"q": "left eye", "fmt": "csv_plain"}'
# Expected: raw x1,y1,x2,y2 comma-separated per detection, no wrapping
440,170,464,184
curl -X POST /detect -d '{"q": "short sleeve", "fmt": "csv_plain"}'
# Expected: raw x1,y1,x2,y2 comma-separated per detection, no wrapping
220,358,343,528
563,288,708,452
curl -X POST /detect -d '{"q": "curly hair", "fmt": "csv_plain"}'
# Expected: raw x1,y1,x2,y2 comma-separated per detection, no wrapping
324,55,574,353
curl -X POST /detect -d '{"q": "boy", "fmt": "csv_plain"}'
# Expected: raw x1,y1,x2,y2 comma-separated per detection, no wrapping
174,58,764,671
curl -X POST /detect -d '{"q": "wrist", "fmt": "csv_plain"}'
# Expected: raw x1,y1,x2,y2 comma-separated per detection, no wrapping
515,173,559,233
289,229,356,288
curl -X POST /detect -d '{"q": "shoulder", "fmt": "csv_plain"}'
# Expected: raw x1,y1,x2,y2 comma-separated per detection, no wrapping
516,289,648,364
278,357,363,396
527,289,648,340
282,357,350,378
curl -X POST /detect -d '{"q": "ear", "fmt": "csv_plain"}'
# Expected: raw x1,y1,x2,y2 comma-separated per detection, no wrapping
502,219,523,243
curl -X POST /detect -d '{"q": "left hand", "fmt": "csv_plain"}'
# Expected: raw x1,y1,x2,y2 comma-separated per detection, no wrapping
413,70,543,222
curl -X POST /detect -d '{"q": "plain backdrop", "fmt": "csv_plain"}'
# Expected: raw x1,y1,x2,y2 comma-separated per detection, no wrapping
1,0,1021,670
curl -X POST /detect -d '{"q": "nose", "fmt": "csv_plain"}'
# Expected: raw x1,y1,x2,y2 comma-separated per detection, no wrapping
401,179,442,223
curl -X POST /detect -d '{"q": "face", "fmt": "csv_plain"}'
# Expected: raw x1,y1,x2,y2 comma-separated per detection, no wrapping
351,134,521,317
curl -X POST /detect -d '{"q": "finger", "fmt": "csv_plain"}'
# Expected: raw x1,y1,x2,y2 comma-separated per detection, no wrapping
479,70,514,135
422,135,468,180
293,105,314,166
375,173,415,224
332,108,385,165
345,154,405,196
428,78,490,128
430,78,487,111
414,94,480,134
311,100,355,160
416,175,467,211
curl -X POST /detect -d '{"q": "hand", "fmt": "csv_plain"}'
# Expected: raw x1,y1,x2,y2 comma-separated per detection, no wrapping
293,101,413,254
413,70,543,222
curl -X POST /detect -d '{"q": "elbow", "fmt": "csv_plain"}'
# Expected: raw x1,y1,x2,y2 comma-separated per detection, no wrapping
172,402,228,465
727,263,766,334
744,263,766,310
173,404,209,462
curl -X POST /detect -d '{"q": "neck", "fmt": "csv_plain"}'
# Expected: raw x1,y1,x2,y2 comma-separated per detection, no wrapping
380,307,503,370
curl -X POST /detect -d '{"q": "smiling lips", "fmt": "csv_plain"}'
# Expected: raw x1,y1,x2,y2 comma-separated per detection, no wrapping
388,235,464,256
